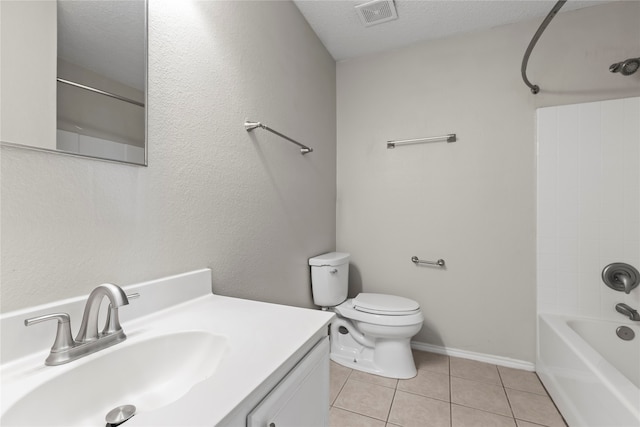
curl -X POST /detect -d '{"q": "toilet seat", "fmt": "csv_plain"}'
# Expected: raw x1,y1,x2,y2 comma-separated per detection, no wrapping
334,296,423,327
353,293,420,315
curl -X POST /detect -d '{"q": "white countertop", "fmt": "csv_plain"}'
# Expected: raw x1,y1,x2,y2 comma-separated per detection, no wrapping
0,269,334,426
130,294,334,426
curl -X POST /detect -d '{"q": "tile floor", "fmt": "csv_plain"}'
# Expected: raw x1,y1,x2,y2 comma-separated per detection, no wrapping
329,350,567,427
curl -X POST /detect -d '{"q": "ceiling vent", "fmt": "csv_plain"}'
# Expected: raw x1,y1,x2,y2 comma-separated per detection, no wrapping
355,0,398,27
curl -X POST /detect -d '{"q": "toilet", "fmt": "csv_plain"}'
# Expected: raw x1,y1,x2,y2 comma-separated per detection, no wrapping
309,252,423,379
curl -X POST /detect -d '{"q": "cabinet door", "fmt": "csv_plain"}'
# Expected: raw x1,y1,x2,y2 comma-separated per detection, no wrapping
247,337,329,427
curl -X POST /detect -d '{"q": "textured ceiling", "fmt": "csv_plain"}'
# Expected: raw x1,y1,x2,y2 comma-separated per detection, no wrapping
293,0,613,61
57,0,146,91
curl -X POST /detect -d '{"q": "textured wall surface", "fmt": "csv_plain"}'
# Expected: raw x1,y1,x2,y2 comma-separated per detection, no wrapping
336,2,640,363
1,0,336,312
0,1,57,150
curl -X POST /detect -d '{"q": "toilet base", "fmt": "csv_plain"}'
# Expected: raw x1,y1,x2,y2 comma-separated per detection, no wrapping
330,324,417,379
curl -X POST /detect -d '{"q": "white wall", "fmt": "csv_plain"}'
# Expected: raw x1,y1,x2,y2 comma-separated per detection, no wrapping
336,1,640,363
0,0,336,312
0,1,57,150
537,97,640,320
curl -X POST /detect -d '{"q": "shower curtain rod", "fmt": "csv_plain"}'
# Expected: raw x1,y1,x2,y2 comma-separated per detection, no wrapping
244,120,313,154
57,78,145,107
521,0,567,94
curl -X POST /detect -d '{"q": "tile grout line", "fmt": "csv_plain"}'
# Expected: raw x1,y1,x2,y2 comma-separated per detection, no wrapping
384,380,398,425
450,373,503,384
448,357,453,427
390,388,451,404
330,367,353,407
503,385,554,397
330,406,390,424
334,355,570,427
497,367,518,421
331,369,399,425
341,376,397,389
534,372,570,427
451,402,525,420
500,369,569,426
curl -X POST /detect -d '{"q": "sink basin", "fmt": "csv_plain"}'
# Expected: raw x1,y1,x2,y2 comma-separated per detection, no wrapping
1,331,228,426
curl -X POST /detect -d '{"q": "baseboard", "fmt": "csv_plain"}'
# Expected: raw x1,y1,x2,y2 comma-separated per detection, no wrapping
411,341,536,372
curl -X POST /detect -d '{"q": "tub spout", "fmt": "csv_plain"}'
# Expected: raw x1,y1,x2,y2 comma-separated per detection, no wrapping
615,303,640,321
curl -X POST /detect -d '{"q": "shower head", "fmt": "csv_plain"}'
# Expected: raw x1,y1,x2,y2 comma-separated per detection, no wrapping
609,57,640,76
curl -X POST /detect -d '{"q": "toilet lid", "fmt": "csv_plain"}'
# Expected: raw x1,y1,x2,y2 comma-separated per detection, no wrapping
353,293,420,315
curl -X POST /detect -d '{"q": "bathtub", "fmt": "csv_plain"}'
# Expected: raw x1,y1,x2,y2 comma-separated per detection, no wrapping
537,314,640,427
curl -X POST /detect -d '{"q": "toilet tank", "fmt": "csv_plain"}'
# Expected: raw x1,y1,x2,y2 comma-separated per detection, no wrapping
308,252,350,307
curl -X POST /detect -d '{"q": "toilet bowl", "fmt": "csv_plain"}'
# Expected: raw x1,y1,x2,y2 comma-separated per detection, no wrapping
308,252,423,379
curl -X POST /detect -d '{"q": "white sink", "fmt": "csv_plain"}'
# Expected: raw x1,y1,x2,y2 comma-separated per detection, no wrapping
1,331,228,426
1,269,335,426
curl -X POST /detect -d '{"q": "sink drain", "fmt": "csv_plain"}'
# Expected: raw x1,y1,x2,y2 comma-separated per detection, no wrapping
105,404,136,427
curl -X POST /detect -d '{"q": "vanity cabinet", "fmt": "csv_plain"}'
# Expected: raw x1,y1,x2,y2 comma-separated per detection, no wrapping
247,337,329,427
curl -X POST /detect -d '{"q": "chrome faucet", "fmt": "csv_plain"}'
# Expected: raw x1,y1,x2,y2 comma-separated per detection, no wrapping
75,283,128,342
24,284,138,366
615,303,640,321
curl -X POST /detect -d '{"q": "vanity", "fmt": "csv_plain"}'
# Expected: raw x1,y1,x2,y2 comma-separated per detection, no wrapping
0,269,335,426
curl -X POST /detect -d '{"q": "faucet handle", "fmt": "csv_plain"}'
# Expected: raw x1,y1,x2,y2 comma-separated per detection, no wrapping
102,293,140,335
25,313,76,353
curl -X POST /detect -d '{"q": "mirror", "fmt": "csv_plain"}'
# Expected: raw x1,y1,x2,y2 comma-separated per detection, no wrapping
0,0,147,165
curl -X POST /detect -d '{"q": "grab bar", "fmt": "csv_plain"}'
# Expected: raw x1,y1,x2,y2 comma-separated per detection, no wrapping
57,78,145,108
411,256,445,267
387,134,456,149
244,120,313,155
521,0,567,94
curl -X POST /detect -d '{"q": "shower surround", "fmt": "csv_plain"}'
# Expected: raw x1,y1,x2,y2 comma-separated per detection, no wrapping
536,97,640,320
536,97,640,426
